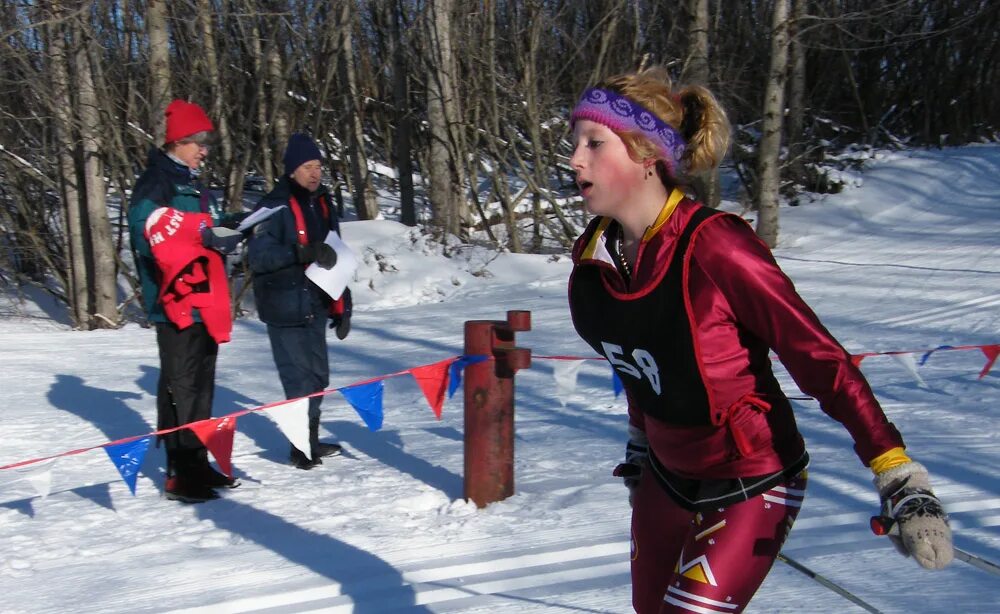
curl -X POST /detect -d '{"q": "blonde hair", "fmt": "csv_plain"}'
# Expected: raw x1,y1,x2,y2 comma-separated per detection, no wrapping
596,67,730,182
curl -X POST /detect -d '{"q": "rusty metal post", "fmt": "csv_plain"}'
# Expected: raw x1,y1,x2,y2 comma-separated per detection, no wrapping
463,310,531,507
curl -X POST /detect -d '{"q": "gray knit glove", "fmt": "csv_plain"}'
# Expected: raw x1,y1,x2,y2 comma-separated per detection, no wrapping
872,462,953,569
612,424,647,508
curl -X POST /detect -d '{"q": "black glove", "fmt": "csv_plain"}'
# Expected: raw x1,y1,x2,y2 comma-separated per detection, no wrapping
218,210,252,230
329,287,353,340
296,242,337,269
871,461,953,569
200,225,244,255
612,424,648,508
330,311,351,340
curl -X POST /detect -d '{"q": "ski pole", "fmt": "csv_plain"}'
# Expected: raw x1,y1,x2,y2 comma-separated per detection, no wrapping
954,547,1000,577
777,552,884,614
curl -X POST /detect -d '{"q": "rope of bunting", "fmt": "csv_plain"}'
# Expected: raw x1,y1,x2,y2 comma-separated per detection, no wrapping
0,342,995,496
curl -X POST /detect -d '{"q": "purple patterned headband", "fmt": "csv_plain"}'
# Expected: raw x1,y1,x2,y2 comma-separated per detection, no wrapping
570,88,686,175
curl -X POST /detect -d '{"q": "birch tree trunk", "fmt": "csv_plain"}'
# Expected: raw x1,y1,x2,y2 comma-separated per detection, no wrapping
75,17,118,327
267,27,289,175
483,0,520,252
147,0,171,145
426,0,466,237
682,0,722,209
523,4,545,251
754,0,790,248
198,0,239,210
338,2,377,220
47,6,88,328
786,0,807,187
248,7,274,186
392,0,416,227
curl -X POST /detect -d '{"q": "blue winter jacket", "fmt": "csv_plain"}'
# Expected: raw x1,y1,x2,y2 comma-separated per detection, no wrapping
248,176,340,327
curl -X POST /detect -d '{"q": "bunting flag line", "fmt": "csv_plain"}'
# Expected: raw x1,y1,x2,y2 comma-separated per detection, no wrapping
1,343,995,500
919,345,955,366
890,353,929,388
189,416,237,477
535,342,999,402
448,355,489,399
104,437,151,495
340,380,385,431
612,368,624,398
24,462,54,499
262,398,312,460
979,344,1000,379
0,458,56,498
410,358,453,419
552,360,585,407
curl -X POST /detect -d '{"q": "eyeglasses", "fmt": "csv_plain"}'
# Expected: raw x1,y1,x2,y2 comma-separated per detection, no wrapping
179,140,210,151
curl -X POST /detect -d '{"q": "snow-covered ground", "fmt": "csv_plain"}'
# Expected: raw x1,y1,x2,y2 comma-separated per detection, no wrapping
1,145,998,613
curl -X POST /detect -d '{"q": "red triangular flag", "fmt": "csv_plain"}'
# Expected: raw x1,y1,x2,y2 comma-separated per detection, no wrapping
409,358,453,419
850,354,865,367
188,416,237,477
979,344,1000,379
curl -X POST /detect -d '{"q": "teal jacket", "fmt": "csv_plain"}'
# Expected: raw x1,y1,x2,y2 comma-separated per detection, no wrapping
127,148,230,323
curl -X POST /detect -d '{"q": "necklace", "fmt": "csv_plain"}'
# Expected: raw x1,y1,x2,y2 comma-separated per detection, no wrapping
617,224,633,279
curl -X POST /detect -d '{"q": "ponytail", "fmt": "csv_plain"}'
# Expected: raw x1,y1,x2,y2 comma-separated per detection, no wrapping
676,86,730,175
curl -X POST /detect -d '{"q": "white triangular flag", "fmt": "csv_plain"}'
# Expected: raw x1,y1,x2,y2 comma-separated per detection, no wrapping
553,360,585,407
0,458,56,498
890,353,929,388
262,398,312,459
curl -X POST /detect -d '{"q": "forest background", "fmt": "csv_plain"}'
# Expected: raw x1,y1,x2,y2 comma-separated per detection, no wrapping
1,0,997,331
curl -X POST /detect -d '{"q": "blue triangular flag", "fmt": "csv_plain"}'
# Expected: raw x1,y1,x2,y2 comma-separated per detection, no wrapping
448,355,489,398
612,368,624,398
104,436,151,495
919,344,954,366
340,380,385,431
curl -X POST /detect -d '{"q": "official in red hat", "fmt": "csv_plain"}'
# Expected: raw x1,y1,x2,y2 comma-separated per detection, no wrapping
126,99,249,503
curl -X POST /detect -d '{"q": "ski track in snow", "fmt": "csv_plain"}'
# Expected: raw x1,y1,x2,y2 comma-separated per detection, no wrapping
1,145,999,613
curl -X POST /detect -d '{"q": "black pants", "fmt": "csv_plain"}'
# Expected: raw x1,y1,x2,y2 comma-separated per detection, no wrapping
156,322,218,465
266,317,329,421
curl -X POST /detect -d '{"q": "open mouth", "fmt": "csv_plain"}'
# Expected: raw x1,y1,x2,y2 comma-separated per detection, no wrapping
578,181,593,196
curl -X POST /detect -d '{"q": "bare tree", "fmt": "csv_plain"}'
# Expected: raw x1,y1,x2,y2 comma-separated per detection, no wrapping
198,0,241,211
425,0,467,237
681,0,723,209
391,0,417,227
755,0,790,248
47,4,88,327
147,0,171,146
337,2,377,220
74,14,118,327
785,0,807,189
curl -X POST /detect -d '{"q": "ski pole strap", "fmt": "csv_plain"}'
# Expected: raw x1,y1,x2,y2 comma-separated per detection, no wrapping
871,486,939,536
883,489,939,522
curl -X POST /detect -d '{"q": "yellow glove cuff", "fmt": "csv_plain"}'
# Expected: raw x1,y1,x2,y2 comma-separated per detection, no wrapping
870,446,911,475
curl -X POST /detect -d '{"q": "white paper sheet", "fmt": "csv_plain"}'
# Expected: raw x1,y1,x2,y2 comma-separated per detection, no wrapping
237,204,286,233
305,230,358,300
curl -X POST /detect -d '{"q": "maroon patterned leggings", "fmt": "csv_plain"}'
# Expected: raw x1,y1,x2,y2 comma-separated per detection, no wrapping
630,469,808,613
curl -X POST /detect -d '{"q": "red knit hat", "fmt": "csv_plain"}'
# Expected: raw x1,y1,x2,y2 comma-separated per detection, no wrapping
164,99,214,145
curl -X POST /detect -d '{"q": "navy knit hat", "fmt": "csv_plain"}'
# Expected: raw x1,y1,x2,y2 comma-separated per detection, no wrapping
283,133,323,176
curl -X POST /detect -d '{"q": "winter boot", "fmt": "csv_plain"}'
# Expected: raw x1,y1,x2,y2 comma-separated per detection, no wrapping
289,444,321,470
310,416,342,459
165,449,219,503
189,447,239,488
165,475,220,503
194,462,240,489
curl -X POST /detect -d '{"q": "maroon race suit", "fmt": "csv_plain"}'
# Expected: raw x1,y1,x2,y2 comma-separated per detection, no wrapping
568,194,904,613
